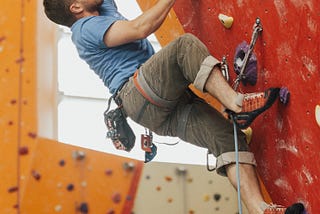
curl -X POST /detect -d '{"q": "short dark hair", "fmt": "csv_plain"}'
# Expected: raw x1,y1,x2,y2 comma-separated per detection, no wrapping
43,0,77,27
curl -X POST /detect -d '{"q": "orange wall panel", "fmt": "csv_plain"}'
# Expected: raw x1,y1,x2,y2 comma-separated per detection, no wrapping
1,1,25,212
20,138,143,214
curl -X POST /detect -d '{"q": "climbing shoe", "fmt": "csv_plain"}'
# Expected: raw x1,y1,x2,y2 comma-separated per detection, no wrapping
263,204,286,214
263,202,306,214
227,87,280,129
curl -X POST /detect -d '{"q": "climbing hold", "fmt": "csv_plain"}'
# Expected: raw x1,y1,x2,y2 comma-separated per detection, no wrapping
106,209,115,214
218,13,234,29
176,166,187,176
123,162,135,172
279,87,290,104
31,170,41,181
242,127,253,144
19,146,29,155
234,41,257,86
189,210,195,214
112,192,122,204
203,194,210,202
316,105,320,127
72,150,86,160
167,198,173,203
54,205,62,212
8,186,18,193
105,169,113,176
156,186,161,191
213,193,221,202
165,176,173,182
78,202,89,213
59,160,65,167
126,195,132,201
10,99,17,105
28,132,37,139
81,181,87,187
66,184,74,191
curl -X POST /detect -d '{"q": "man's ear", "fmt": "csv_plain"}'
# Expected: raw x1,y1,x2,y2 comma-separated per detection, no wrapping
70,1,83,14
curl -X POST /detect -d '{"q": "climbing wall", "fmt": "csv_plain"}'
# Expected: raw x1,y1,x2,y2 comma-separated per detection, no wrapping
133,162,248,214
0,0,251,213
138,0,320,213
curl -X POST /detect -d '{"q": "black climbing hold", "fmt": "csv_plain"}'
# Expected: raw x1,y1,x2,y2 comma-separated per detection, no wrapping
59,160,65,167
213,193,221,202
66,184,74,191
79,202,89,213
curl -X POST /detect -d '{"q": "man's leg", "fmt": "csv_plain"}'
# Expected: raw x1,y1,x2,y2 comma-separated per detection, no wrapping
202,60,272,213
226,163,265,214
205,66,242,112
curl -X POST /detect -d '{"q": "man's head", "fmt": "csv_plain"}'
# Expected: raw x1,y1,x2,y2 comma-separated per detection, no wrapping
43,0,103,27
43,0,76,27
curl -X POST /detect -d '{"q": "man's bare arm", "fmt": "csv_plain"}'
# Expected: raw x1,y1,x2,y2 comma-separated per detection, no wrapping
104,0,175,47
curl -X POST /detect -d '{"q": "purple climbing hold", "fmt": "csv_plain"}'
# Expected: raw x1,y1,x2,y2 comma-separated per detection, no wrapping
234,41,257,86
279,87,290,104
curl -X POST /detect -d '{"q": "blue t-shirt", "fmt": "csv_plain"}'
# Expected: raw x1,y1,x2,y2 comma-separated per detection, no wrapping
71,0,155,94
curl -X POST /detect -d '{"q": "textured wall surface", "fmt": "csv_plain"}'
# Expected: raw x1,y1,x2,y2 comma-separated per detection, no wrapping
140,0,319,212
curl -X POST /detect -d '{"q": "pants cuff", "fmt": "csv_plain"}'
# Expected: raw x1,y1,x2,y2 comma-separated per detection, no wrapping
193,55,220,92
216,151,257,176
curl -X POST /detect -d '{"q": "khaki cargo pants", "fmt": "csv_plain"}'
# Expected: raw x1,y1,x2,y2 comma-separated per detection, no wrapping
118,33,256,176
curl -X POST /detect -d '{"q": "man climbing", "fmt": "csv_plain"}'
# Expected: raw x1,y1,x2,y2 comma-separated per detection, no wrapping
43,0,305,213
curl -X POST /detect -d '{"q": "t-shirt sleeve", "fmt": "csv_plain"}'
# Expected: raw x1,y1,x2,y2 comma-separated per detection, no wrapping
80,16,118,49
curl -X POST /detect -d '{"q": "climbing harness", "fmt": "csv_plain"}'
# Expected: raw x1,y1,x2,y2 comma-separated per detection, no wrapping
105,69,180,162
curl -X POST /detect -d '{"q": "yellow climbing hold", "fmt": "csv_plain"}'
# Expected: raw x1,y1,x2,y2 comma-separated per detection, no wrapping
242,127,253,144
218,13,234,29
203,194,210,202
316,105,320,127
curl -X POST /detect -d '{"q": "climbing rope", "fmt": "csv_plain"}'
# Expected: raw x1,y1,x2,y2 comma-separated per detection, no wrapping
230,18,263,214
232,116,243,214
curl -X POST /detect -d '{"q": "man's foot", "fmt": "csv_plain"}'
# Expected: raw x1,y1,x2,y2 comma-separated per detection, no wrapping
227,87,280,129
262,202,306,214
263,204,286,214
